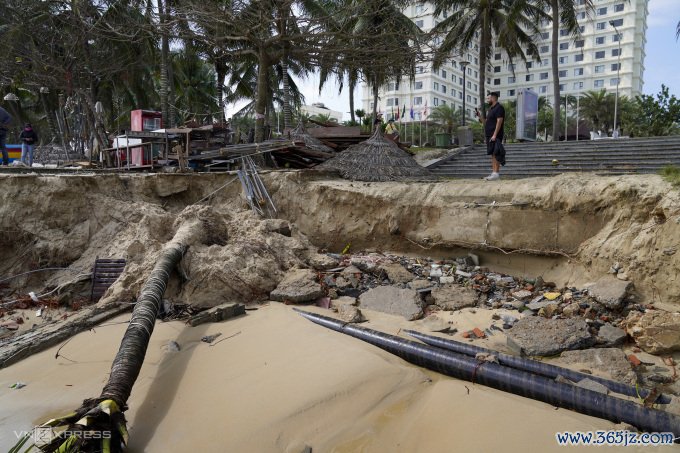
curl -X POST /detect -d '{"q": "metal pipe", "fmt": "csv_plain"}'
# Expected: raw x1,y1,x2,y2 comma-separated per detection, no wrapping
295,310,680,439
405,329,670,404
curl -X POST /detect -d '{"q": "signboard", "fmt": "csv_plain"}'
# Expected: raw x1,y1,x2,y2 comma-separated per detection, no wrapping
516,89,538,141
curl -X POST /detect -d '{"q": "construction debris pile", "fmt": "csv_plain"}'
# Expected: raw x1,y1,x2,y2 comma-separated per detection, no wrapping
269,250,680,407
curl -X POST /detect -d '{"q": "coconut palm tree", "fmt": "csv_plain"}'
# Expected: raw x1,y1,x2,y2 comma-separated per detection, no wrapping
11,214,212,453
579,89,617,133
428,104,462,136
430,0,546,119
351,0,423,122
540,0,593,140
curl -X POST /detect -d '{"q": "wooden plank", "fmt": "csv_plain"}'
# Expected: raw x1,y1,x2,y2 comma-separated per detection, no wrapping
307,126,361,138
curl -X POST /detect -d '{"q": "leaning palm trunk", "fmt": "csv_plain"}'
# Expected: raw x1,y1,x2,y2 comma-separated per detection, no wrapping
11,215,206,453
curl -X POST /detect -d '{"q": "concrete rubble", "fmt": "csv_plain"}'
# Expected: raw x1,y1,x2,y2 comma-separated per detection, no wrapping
359,286,423,321
506,317,595,356
557,348,637,386
623,311,680,354
269,268,324,303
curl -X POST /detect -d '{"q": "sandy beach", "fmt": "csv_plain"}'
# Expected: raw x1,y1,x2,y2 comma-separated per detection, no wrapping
3,303,674,452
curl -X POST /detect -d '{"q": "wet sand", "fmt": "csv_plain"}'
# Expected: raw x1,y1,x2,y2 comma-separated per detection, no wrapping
0,304,673,452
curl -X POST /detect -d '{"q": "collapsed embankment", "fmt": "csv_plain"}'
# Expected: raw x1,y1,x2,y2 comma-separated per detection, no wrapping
265,172,680,308
0,171,678,310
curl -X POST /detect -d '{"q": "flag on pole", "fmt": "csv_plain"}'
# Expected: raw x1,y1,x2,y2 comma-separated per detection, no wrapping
410,104,414,120
423,101,429,118
391,106,395,120
402,105,406,120
396,106,400,121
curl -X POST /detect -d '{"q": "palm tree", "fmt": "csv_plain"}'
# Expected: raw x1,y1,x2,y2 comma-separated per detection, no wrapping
430,0,546,119
428,104,462,136
542,0,593,140
579,89,620,133
11,215,212,452
351,0,423,122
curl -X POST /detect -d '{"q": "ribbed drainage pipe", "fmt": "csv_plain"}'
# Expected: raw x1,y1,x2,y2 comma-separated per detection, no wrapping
404,329,671,404
295,310,680,440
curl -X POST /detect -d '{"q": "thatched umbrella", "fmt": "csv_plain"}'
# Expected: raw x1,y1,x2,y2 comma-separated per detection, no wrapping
317,127,436,182
291,121,335,154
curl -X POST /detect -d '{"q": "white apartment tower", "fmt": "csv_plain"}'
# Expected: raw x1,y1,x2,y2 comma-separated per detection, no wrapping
361,2,485,123
361,0,648,121
494,0,648,104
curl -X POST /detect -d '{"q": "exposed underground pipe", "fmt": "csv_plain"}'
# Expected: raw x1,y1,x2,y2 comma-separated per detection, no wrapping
404,329,671,405
295,310,680,440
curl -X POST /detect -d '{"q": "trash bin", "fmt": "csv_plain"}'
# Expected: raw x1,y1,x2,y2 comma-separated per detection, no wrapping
457,126,473,146
434,133,450,147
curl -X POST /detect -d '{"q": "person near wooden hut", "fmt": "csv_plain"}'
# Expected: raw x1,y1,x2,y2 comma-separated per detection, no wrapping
385,119,400,143
0,106,12,166
19,123,39,167
476,91,505,181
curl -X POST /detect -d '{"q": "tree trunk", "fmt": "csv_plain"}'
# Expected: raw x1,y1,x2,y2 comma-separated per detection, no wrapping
479,16,489,118
100,242,186,406
551,0,561,141
15,216,207,453
372,79,379,130
216,62,226,123
282,58,292,129
349,76,356,124
159,0,169,128
255,47,269,143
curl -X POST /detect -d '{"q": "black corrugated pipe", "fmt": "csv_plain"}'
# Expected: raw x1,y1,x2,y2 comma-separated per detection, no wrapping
294,309,680,440
404,329,671,405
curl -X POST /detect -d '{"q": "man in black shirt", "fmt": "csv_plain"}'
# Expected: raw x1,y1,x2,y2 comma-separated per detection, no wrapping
476,91,505,180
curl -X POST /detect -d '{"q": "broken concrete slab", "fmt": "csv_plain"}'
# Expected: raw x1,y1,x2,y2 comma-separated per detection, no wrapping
408,279,433,291
359,286,423,321
331,296,357,310
189,303,246,327
587,277,632,310
597,324,627,347
506,317,595,356
576,378,610,395
557,348,637,385
378,262,414,284
511,290,533,300
338,304,366,323
308,253,339,270
623,310,680,354
431,284,478,311
341,265,362,276
270,268,324,303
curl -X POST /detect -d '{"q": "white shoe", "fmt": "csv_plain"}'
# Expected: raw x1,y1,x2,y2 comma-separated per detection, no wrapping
486,173,500,181
483,174,494,180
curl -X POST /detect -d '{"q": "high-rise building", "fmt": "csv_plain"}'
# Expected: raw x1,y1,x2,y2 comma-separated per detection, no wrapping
361,3,485,123
361,0,648,122
494,0,648,104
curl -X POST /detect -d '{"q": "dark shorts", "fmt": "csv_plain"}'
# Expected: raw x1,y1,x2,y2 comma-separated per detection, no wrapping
485,135,503,155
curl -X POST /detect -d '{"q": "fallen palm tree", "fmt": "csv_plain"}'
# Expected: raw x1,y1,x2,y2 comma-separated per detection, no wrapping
295,310,680,439
11,208,218,453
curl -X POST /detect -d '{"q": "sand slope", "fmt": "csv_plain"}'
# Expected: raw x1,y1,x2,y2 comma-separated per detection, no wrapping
0,304,673,452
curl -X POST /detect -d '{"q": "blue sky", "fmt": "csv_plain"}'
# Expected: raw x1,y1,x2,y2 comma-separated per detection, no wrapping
226,0,680,122
643,0,680,97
